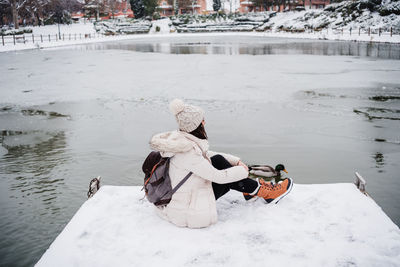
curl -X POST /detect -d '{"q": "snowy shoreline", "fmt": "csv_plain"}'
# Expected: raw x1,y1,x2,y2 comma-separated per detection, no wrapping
3,0,400,53
36,184,400,267
1,30,399,54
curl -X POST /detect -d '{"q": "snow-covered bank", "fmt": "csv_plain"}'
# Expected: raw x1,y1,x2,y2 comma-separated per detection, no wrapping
1,30,399,53
0,33,155,53
267,0,400,33
36,184,400,267
2,0,400,54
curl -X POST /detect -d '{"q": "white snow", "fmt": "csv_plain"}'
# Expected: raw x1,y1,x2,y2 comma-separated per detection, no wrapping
36,184,400,267
206,0,213,11
221,0,241,13
149,18,172,34
30,22,95,36
267,9,400,33
1,9,399,54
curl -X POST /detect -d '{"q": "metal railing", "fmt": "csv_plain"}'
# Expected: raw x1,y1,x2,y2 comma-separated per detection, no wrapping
1,32,104,46
1,27,398,46
275,27,398,37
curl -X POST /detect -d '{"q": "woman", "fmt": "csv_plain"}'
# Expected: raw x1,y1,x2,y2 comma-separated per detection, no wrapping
150,99,293,228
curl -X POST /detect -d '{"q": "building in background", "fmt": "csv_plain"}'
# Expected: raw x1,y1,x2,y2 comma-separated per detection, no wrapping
303,0,330,9
157,0,330,16
239,0,330,13
83,0,134,20
157,0,208,16
157,0,175,16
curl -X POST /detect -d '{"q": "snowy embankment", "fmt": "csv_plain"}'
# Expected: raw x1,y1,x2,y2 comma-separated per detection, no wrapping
36,184,400,267
1,0,400,53
94,20,152,34
267,0,400,33
0,22,152,53
1,27,399,54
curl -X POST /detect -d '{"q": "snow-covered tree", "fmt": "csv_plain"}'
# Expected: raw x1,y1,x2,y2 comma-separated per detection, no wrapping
44,0,81,24
1,0,82,27
130,0,144,17
143,0,158,16
83,0,99,20
23,0,51,26
213,0,221,11
0,0,27,29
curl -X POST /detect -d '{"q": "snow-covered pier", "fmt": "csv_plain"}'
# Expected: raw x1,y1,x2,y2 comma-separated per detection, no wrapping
36,183,400,267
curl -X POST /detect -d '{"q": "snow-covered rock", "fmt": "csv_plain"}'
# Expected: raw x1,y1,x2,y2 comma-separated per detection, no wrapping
36,184,400,267
0,28,33,36
172,13,272,33
149,18,172,34
94,20,152,35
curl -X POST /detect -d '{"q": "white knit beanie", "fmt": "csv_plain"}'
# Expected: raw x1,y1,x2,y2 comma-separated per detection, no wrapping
169,99,204,133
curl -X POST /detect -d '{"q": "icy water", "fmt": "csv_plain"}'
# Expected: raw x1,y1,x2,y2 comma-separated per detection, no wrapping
73,35,400,59
0,35,399,266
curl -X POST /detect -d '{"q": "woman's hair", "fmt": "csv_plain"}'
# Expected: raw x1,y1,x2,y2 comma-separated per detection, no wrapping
189,123,208,140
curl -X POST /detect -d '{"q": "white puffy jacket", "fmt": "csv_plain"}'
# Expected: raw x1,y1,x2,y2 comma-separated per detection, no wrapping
150,130,249,228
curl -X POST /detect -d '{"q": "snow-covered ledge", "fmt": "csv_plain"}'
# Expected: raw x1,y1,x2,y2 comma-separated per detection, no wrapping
36,184,400,267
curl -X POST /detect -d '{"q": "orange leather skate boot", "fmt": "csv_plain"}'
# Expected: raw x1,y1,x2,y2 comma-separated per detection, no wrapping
243,192,256,201
243,178,293,203
257,178,293,204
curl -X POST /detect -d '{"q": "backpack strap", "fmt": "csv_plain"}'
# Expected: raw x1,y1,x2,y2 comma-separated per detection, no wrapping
171,171,193,195
144,158,166,187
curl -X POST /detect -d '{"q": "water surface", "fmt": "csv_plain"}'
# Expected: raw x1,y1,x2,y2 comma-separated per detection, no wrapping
1,36,400,266
69,35,400,59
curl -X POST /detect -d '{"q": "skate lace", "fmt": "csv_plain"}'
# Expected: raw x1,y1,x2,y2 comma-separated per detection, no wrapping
271,183,282,191
260,180,282,191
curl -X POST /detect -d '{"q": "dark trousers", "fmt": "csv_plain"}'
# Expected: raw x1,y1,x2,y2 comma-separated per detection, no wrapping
211,154,258,200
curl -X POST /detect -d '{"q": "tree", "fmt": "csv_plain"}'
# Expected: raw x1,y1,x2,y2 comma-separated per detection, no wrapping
24,0,39,26
130,0,159,18
23,0,51,26
0,0,27,29
0,0,11,25
1,0,82,27
252,0,274,11
143,0,158,16
83,0,100,21
213,0,221,11
130,0,144,18
172,0,178,14
46,0,75,24
108,0,117,18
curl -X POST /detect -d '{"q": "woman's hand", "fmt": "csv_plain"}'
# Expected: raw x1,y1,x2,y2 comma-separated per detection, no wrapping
237,160,249,172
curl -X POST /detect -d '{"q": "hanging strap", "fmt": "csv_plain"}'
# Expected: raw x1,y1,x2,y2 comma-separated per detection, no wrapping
171,171,193,195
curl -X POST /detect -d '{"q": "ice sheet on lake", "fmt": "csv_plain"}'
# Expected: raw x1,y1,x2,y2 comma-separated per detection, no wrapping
36,184,400,267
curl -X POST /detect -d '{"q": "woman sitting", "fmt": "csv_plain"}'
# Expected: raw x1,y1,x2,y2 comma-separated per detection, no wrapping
149,99,293,228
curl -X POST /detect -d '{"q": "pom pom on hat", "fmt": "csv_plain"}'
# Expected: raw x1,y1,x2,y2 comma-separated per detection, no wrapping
168,98,205,133
169,99,185,115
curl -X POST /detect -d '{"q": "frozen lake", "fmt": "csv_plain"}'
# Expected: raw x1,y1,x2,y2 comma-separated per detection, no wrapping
72,35,400,59
0,35,399,266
